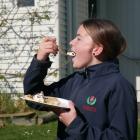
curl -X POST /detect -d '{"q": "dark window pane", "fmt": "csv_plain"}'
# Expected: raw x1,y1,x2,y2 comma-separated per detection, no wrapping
17,0,35,7
88,0,96,18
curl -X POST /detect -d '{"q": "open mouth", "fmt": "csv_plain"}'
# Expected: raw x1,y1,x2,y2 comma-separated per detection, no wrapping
66,51,76,57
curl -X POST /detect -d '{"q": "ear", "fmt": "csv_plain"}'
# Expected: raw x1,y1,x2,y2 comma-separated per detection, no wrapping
92,44,103,56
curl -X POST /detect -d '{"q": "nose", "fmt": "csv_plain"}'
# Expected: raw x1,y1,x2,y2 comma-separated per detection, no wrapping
69,38,75,47
69,40,73,47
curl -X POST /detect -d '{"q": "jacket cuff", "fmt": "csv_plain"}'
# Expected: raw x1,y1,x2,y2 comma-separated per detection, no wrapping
31,54,52,69
65,116,86,135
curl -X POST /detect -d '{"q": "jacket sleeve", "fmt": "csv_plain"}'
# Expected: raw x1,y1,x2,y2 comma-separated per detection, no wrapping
65,80,137,140
23,55,52,94
23,55,71,110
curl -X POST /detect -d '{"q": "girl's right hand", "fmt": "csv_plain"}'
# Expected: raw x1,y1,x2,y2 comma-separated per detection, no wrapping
37,36,59,61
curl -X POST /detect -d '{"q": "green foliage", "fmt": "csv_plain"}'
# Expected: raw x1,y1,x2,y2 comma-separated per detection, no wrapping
138,121,140,140
0,74,5,80
29,10,50,25
0,19,7,27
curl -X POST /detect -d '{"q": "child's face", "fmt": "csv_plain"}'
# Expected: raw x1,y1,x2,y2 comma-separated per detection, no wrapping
69,25,95,69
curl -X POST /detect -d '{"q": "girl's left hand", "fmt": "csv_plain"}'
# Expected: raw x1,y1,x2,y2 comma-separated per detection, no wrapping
56,101,77,127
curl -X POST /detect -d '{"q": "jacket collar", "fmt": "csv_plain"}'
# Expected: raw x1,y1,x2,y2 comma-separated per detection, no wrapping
79,59,120,79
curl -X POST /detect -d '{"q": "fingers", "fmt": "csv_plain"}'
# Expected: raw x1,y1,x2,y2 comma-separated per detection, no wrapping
58,101,77,126
37,36,59,60
40,42,58,53
68,100,75,107
42,36,56,43
59,116,63,122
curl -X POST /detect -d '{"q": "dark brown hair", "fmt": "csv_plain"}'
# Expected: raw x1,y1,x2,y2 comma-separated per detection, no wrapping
81,18,127,60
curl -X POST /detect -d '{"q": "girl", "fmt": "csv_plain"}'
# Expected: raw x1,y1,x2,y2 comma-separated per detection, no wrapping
24,19,137,140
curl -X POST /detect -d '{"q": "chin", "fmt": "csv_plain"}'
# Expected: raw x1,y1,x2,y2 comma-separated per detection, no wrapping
73,64,85,69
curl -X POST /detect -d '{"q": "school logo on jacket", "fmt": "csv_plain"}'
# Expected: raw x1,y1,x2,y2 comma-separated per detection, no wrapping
86,96,96,106
83,96,97,112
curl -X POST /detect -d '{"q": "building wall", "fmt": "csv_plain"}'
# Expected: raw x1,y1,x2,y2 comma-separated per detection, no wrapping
0,0,89,94
0,0,59,93
97,0,140,102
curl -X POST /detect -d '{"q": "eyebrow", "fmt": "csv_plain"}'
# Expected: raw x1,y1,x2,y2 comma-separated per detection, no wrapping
76,34,85,37
76,34,88,38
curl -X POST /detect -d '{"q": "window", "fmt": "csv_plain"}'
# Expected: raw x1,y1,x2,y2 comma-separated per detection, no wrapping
17,0,35,7
88,0,96,18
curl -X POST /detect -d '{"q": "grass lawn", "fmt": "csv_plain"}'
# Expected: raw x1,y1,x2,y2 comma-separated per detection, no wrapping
0,121,140,140
0,121,57,140
138,121,140,140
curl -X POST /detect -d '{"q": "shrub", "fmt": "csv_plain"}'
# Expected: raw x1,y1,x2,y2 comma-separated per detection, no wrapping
0,92,32,114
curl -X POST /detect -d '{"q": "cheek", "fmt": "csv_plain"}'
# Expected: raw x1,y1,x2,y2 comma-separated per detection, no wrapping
78,50,92,59
77,44,93,58
77,47,93,58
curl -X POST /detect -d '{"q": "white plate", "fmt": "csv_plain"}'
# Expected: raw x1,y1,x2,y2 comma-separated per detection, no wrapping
21,95,70,110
